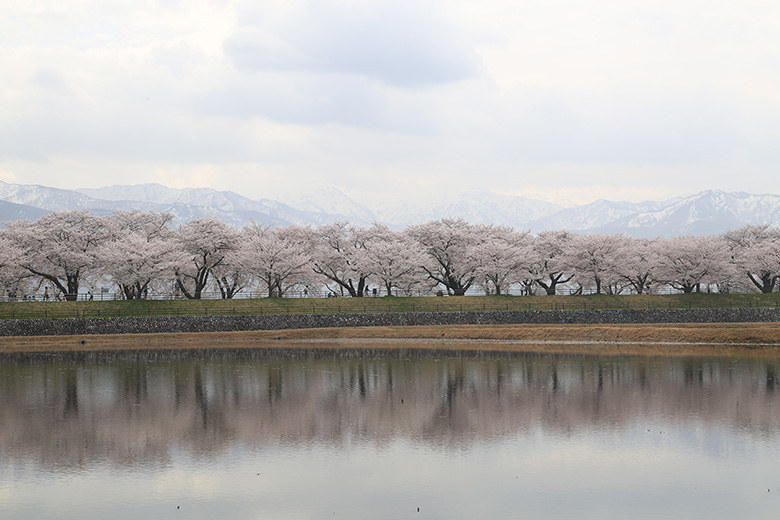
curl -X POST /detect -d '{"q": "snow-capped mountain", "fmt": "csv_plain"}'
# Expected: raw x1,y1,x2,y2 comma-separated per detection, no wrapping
527,198,676,233
606,190,780,237
76,183,334,227
0,182,101,212
2,180,780,236
288,187,378,226
375,189,565,229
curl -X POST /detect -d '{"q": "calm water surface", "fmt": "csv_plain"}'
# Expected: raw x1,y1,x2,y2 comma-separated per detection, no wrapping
2,346,780,519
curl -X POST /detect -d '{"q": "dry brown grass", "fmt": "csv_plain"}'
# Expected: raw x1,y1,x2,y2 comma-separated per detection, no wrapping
252,322,780,343
2,323,780,357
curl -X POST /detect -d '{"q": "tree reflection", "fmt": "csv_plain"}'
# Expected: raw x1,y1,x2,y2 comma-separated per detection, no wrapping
767,364,776,393
1,350,780,468
63,369,78,418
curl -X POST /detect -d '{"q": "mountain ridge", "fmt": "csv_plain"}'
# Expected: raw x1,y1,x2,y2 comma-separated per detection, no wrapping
2,181,779,236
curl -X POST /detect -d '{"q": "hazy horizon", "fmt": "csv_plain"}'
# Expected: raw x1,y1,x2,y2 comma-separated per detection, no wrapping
1,178,734,208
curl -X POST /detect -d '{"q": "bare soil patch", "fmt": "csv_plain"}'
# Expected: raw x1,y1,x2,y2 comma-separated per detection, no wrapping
1,323,780,357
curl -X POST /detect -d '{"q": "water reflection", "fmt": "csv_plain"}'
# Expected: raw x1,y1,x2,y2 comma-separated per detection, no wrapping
2,347,780,519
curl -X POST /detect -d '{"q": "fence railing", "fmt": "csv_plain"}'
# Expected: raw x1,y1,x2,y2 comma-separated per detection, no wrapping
4,284,740,303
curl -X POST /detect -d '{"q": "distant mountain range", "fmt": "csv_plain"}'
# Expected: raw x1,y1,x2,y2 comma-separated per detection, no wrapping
1,181,779,237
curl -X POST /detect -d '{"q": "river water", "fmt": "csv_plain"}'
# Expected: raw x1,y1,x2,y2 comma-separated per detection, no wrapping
2,346,780,519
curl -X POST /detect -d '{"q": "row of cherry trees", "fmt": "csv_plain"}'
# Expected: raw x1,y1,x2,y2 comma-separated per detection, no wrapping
1,210,779,301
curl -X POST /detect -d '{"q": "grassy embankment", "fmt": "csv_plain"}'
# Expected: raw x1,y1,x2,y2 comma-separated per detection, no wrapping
1,292,779,319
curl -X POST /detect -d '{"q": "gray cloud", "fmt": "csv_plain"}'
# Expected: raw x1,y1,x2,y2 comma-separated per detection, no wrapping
470,86,746,167
195,72,439,133
224,0,480,88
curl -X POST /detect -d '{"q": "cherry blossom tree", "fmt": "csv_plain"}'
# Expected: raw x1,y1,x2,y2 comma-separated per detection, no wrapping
210,228,252,300
238,223,316,297
7,209,780,301
210,257,251,299
360,224,426,296
7,210,111,300
0,229,29,300
98,232,181,299
472,226,531,295
723,225,780,293
173,218,238,299
567,233,629,294
408,219,480,296
617,237,659,294
312,222,372,297
527,230,575,295
110,210,174,239
655,235,732,293
98,210,179,299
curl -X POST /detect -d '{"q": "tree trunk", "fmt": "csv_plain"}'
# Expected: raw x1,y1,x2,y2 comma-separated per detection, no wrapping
538,273,573,296
176,269,209,300
66,273,79,301
748,272,777,293
216,276,240,299
345,277,368,297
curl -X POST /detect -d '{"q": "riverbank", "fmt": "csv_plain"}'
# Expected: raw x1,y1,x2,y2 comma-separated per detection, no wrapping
2,323,780,357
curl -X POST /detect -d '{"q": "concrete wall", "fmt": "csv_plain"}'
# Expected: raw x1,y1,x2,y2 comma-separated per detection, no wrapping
1,307,779,337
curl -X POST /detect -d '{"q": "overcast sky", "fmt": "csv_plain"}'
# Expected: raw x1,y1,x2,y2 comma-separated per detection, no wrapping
2,0,779,204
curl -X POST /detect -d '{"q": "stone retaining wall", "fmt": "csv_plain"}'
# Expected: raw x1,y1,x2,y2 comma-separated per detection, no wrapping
1,307,779,337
